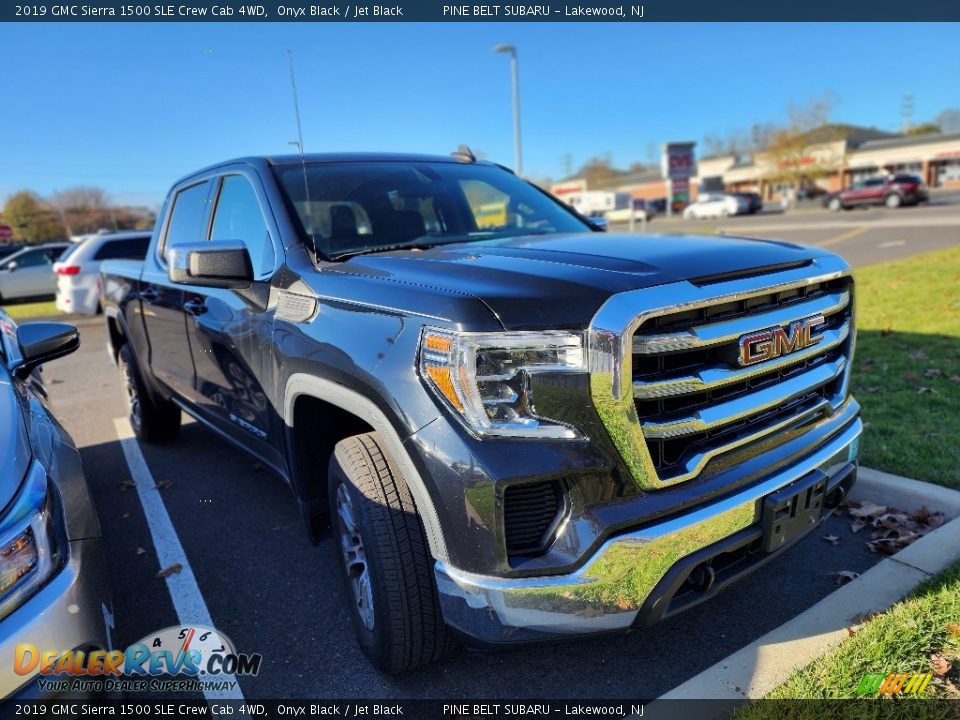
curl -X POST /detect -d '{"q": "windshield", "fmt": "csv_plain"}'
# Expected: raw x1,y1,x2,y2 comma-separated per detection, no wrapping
272,160,592,260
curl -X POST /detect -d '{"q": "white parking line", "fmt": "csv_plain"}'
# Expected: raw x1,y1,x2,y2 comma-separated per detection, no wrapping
113,417,245,702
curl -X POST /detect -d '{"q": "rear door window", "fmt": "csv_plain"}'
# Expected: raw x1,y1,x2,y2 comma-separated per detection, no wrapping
13,249,53,268
163,181,211,262
94,236,151,261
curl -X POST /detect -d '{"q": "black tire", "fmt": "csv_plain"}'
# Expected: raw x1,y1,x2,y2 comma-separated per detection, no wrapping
118,343,181,442
328,432,454,675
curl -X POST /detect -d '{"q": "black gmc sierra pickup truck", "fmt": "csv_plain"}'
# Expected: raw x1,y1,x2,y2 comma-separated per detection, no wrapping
100,152,861,674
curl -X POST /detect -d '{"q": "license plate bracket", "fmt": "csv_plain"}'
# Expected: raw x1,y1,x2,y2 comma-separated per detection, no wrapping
760,470,828,552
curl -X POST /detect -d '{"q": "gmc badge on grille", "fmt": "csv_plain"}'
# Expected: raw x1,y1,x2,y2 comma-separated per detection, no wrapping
738,314,826,367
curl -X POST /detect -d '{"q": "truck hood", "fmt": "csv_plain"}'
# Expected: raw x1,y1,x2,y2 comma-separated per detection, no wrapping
328,232,823,330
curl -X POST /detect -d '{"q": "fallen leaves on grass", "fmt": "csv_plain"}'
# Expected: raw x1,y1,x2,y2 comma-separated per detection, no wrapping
931,653,953,677
847,501,946,555
831,570,860,586
156,563,183,579
909,350,930,362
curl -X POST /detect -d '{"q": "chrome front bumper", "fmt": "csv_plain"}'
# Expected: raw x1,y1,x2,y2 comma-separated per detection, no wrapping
435,410,862,644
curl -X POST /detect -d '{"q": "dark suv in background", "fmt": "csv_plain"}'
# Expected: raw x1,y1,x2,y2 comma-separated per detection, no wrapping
825,174,929,211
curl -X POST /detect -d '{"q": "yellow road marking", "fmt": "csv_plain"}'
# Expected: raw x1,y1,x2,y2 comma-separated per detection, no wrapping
819,226,869,247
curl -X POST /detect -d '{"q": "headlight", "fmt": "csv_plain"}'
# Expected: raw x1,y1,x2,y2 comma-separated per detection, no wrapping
0,461,64,621
419,328,585,439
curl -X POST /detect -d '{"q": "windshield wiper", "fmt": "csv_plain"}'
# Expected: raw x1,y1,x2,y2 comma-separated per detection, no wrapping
329,239,441,261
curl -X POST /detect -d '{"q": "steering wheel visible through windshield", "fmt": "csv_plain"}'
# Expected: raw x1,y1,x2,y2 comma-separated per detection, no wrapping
272,160,592,260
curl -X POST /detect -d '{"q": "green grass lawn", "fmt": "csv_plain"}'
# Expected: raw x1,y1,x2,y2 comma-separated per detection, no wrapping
852,246,960,489
0,299,59,319
748,560,960,704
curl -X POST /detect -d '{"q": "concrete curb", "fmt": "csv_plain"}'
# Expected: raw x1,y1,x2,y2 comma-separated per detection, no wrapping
652,468,960,704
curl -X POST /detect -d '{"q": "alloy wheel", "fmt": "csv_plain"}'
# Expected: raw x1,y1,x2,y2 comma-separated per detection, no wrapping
335,483,375,631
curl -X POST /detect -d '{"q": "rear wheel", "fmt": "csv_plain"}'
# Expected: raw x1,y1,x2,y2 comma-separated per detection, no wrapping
118,343,181,441
328,432,454,674
885,194,902,208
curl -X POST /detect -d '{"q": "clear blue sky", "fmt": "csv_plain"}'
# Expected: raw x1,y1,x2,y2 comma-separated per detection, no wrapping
3,22,958,207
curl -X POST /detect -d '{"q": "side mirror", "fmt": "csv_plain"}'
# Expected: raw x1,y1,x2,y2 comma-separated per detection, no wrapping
168,240,253,289
6,261,17,272
14,322,80,379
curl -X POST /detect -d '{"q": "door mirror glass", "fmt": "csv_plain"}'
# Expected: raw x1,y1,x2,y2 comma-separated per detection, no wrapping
168,240,253,289
13,322,80,378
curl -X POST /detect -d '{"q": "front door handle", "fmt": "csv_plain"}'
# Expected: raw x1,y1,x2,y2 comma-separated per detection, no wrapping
184,299,207,316
140,288,159,303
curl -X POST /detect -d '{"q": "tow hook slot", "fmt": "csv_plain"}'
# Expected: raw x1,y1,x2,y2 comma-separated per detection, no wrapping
686,563,716,593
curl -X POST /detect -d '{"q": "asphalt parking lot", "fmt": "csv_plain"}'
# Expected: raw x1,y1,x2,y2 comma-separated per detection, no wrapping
17,195,956,700
611,189,960,269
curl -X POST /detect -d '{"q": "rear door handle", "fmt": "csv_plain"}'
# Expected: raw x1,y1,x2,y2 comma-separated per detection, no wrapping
184,299,207,316
140,288,159,303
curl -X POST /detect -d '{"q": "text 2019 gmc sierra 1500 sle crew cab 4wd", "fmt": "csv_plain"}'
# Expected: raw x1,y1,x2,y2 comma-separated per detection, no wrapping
100,151,861,674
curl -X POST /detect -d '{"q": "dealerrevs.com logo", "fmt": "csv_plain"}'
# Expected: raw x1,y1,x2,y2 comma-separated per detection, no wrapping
15,624,261,694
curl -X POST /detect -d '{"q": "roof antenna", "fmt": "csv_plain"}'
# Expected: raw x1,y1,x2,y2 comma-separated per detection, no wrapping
286,49,318,259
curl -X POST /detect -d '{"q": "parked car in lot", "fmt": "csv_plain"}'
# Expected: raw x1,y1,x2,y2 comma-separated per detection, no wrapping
54,231,152,315
732,191,763,214
683,193,746,219
0,310,111,698
0,244,70,303
101,152,860,674
824,174,929,211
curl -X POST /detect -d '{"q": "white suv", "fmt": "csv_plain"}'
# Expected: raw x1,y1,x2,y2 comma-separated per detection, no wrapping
683,193,746,220
55,231,151,315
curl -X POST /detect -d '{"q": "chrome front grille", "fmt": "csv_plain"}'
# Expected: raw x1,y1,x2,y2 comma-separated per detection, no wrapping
633,277,853,483
587,256,856,491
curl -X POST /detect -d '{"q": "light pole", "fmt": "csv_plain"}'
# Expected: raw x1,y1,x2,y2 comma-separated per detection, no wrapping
493,43,522,177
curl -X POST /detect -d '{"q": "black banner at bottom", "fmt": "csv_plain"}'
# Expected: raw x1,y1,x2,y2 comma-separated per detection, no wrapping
3,700,960,720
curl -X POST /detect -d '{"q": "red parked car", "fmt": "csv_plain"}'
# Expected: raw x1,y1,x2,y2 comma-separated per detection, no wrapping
825,174,929,211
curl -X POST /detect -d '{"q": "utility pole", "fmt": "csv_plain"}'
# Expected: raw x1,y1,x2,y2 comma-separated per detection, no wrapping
903,93,914,134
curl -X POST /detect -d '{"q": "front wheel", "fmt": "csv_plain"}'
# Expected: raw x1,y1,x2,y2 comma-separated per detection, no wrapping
118,344,181,441
885,194,902,208
328,432,454,674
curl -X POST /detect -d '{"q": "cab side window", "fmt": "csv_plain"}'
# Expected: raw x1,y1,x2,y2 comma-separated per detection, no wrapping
164,181,211,262
210,175,276,278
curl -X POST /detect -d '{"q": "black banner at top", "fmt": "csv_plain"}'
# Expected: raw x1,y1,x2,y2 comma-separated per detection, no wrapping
5,0,960,22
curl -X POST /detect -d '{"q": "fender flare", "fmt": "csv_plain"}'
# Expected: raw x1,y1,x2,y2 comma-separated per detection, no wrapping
283,373,448,563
